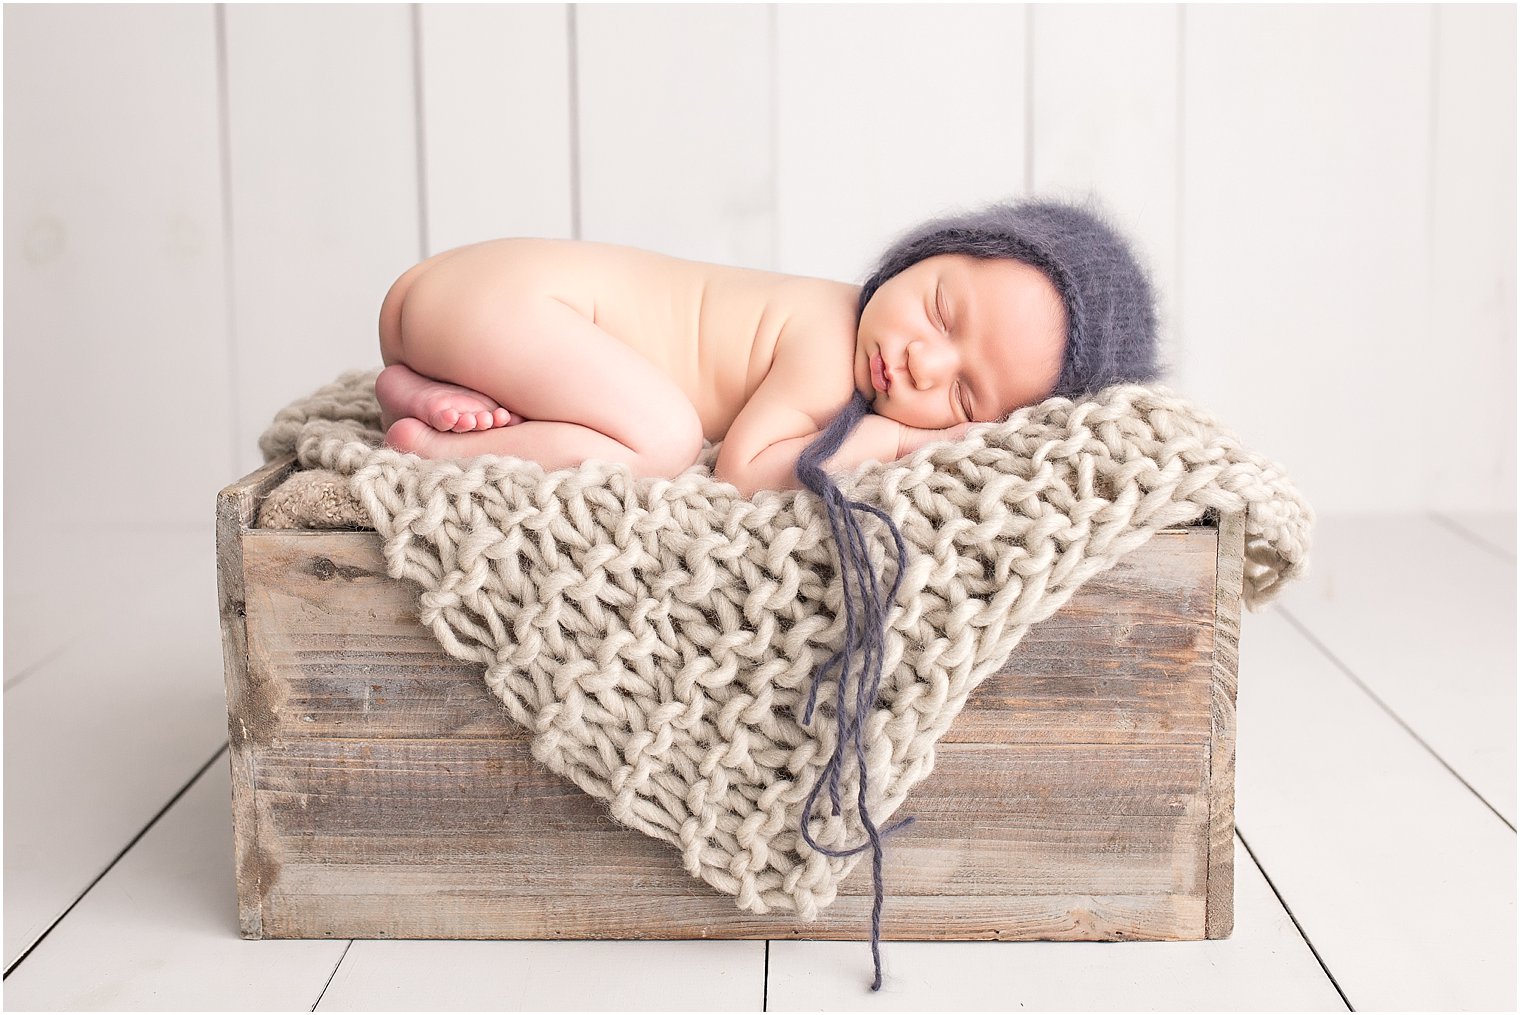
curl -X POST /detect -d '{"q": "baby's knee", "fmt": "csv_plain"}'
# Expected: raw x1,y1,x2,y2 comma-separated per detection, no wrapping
630,404,704,478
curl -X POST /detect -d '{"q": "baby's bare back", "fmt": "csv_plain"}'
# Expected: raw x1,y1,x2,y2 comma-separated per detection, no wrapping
422,237,859,443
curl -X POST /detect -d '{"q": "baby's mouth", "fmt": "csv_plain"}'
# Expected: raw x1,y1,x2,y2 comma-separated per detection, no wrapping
870,352,891,394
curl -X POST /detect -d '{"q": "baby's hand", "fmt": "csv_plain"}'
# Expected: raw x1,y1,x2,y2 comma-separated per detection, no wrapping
897,421,975,458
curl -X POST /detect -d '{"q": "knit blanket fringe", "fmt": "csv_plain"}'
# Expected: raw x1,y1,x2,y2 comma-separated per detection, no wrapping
259,367,1313,921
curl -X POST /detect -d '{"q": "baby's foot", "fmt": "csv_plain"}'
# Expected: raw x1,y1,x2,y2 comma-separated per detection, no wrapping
375,363,519,432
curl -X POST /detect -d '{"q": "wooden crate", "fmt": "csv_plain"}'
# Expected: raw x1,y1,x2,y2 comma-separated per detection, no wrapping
217,454,1242,943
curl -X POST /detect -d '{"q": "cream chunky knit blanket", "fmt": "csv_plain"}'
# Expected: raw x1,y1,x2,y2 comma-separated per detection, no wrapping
259,367,1312,923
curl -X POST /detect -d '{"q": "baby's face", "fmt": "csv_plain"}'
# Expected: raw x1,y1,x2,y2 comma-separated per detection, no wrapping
853,253,1067,430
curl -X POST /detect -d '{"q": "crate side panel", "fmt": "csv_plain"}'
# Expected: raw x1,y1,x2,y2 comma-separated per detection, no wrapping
260,891,1206,943
235,521,1221,943
241,528,1218,746
252,738,1208,941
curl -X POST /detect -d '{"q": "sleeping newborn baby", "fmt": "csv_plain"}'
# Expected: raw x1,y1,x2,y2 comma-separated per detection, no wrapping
374,196,1162,496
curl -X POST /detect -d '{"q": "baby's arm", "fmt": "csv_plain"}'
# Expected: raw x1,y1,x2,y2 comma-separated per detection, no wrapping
739,417,973,496
717,406,896,497
714,342,971,496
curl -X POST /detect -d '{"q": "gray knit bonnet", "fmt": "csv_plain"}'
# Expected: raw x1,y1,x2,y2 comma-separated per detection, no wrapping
856,195,1165,401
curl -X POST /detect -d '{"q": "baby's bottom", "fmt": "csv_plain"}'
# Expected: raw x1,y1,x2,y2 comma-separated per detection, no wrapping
374,253,704,479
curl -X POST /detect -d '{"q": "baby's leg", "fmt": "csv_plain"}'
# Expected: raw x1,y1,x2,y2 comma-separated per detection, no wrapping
385,278,704,479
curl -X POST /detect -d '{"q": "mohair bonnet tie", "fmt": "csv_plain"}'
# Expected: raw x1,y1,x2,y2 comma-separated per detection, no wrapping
795,194,1166,991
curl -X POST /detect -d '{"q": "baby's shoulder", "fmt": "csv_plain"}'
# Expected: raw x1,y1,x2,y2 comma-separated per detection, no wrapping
766,278,863,427
769,276,858,330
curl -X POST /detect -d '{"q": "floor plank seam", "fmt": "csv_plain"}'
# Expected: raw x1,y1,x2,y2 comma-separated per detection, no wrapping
1235,826,1353,1012
1274,604,1516,831
311,939,353,1011
3,645,72,693
1426,510,1516,562
762,939,769,1010
2,741,230,979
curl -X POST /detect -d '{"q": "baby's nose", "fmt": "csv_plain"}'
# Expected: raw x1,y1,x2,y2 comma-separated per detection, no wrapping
909,339,953,388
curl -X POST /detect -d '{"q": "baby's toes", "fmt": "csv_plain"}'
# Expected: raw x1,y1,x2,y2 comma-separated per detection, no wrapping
450,410,481,433
431,407,461,431
492,408,514,427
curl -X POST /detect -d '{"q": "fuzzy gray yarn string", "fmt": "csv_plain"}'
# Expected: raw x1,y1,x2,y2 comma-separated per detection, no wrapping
795,387,916,992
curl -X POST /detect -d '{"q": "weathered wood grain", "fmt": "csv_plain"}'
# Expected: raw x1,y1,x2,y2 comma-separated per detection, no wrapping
1207,508,1244,938
220,458,1241,943
216,453,299,937
239,529,1219,748
257,890,1208,944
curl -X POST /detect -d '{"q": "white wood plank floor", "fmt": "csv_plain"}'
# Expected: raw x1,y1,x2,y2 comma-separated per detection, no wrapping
3,511,1515,1011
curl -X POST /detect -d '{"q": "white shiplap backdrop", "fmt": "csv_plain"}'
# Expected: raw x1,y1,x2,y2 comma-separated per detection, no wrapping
1,3,1516,978
2,3,1514,659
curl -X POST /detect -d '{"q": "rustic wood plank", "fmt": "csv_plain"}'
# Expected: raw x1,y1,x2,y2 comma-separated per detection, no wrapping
270,892,1206,946
245,737,1208,941
239,526,1220,747
217,453,299,939
1207,507,1243,937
